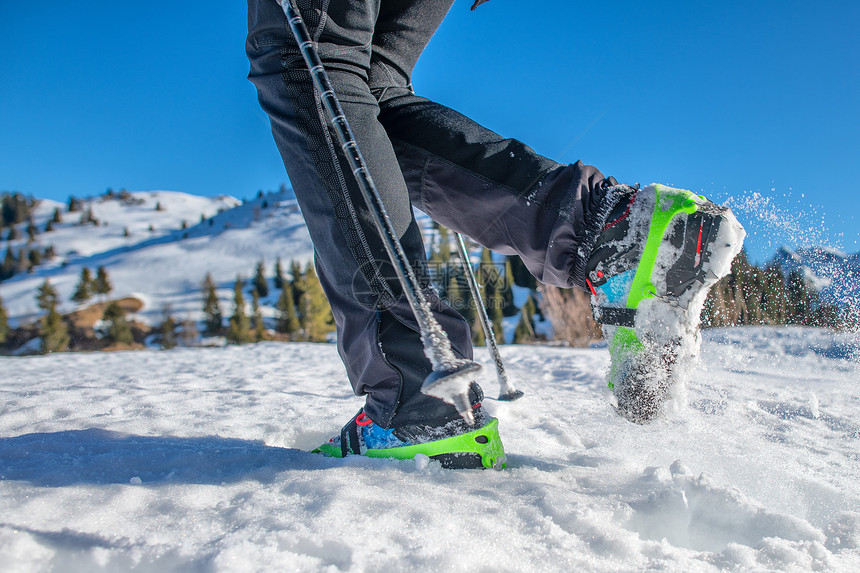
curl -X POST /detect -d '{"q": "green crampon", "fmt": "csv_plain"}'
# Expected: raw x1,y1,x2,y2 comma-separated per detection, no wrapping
314,417,507,469
607,185,703,389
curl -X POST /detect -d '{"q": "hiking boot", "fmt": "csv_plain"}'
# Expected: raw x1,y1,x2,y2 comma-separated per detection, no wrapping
313,405,507,469
586,184,745,422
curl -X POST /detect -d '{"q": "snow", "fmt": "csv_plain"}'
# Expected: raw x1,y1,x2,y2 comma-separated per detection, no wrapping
2,326,859,571
2,190,313,327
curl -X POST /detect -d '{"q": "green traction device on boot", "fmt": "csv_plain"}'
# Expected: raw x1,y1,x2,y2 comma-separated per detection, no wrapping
314,417,507,470
586,183,745,422
606,185,703,388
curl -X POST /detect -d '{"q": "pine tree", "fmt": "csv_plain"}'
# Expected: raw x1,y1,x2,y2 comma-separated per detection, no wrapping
15,248,31,274
68,195,82,212
513,294,542,344
1,192,33,227
500,257,517,317
36,279,69,353
72,267,94,304
202,273,223,335
273,257,286,290
52,208,63,224
296,263,333,342
251,290,266,342
472,316,486,346
94,266,112,299
276,282,300,337
445,270,467,321
102,302,134,345
226,276,252,344
37,279,60,311
512,304,535,344
253,259,269,298
290,260,304,301
786,270,814,326
40,306,69,354
0,290,9,345
437,225,451,263
159,306,178,350
26,220,38,242
1,249,15,281
478,249,505,341
28,249,42,268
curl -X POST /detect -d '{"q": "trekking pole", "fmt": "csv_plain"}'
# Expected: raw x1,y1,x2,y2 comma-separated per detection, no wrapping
280,0,481,423
454,233,523,401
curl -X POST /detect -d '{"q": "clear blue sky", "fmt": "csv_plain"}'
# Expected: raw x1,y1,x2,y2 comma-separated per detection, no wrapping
2,0,857,263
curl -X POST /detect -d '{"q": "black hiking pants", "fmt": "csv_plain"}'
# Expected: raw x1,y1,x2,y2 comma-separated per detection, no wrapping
246,0,615,428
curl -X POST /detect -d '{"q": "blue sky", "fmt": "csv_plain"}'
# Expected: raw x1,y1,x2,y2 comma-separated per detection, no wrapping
1,0,857,263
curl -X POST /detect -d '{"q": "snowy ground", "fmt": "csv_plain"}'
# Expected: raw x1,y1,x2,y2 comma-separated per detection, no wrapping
1,326,859,572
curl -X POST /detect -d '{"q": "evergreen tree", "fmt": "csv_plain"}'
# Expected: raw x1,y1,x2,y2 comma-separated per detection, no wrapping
761,267,791,325
202,273,223,335
159,306,178,350
478,249,505,341
445,269,468,322
472,316,486,346
251,290,266,342
15,248,31,274
276,282,300,338
1,249,15,281
513,295,538,344
72,267,94,304
52,208,63,224
273,257,286,290
786,270,814,325
68,195,82,212
513,306,534,344
437,225,451,263
500,258,517,317
1,192,33,227
40,306,69,354
0,290,9,345
80,207,97,225
94,266,112,299
102,302,134,345
37,279,60,311
28,249,42,268
290,260,304,300
26,220,38,242
487,289,505,343
296,263,333,342
253,259,269,298
36,279,69,353
226,276,252,344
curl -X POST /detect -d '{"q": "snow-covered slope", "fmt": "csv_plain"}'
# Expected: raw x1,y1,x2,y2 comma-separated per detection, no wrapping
1,326,858,571
1,190,314,326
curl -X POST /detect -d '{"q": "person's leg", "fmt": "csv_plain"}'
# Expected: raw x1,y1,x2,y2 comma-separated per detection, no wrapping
246,0,476,429
368,4,617,291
